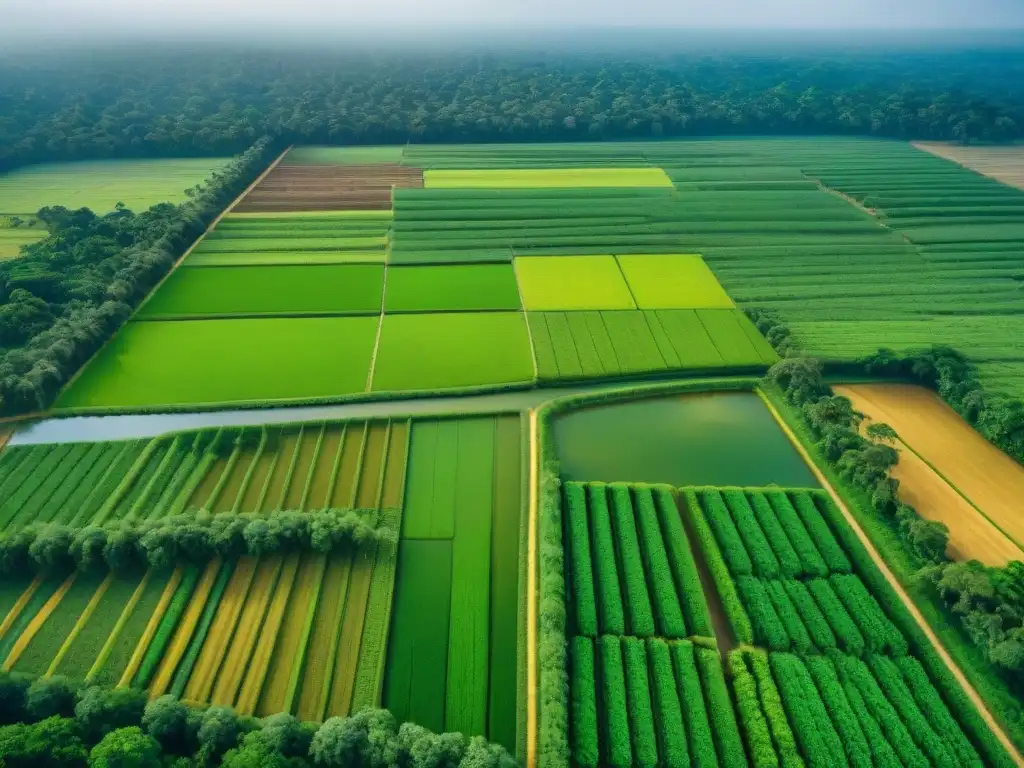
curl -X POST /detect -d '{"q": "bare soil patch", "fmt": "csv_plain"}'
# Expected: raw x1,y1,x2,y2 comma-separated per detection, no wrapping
234,164,424,212
914,142,1024,191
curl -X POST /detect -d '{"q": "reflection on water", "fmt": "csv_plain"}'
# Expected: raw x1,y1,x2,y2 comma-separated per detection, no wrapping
12,382,612,445
554,392,818,488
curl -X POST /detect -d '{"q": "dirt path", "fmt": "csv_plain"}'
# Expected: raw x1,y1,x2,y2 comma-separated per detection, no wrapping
526,408,538,768
761,393,1024,767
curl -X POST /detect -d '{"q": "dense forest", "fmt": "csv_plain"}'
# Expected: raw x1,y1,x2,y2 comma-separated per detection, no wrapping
2,42,1024,171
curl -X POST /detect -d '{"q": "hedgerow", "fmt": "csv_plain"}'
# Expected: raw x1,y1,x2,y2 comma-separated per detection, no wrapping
764,490,829,578
633,486,686,638
804,655,873,768
609,485,655,637
695,647,746,768
647,639,688,768
569,636,599,768
727,651,778,768
669,641,718,768
722,489,780,578
748,491,802,577
0,507,392,576
829,574,907,656
807,579,865,656
563,483,598,637
699,489,753,576
598,636,631,768
680,489,752,644
789,491,851,574
652,486,712,636
781,579,836,652
737,576,790,651
586,484,625,636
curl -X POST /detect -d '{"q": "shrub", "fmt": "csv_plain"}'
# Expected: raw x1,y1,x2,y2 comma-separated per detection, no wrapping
765,490,828,578
781,579,836,652
89,726,162,768
633,486,686,637
73,685,147,741
804,655,873,768
597,636,631,768
699,489,752,576
764,580,813,654
789,491,851,574
736,576,790,651
608,485,655,636
829,574,907,656
569,637,599,767
726,651,778,768
586,483,625,636
769,653,839,768
807,579,865,655
747,652,801,768
652,487,713,637
25,676,77,720
622,636,658,768
695,647,746,768
647,639,688,768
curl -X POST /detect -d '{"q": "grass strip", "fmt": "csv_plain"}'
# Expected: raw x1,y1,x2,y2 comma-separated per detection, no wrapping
118,567,184,688
166,559,234,699
2,573,76,672
44,573,114,676
132,566,202,689
283,554,328,714
85,572,151,682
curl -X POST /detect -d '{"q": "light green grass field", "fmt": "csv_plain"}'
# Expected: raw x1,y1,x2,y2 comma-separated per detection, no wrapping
194,237,387,253
284,146,405,165
371,312,534,392
423,168,673,188
515,256,636,311
384,264,521,312
56,316,379,409
136,265,384,318
616,254,735,309
185,251,386,266
0,227,46,259
0,158,230,214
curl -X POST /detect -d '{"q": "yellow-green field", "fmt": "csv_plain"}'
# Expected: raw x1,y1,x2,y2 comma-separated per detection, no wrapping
515,255,637,310
617,254,736,309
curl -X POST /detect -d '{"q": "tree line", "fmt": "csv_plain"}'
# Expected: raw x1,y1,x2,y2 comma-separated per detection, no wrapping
0,673,515,767
2,44,1024,174
0,138,279,416
752,308,1024,737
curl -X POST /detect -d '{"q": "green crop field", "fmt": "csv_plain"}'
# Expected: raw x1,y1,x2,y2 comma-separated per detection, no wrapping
0,158,230,213
136,265,385,318
423,167,673,188
617,254,735,309
384,264,521,312
370,312,534,392
57,316,379,409
516,256,636,310
0,221,46,259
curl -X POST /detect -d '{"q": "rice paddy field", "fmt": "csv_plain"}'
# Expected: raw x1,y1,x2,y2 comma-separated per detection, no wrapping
0,217,46,259
0,412,523,750
0,158,231,214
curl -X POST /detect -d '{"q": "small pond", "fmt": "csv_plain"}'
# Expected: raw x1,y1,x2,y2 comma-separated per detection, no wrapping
554,391,818,488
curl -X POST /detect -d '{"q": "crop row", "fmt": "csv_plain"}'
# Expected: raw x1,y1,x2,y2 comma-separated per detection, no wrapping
691,487,851,579
570,636,744,768
0,418,410,534
563,482,712,639
735,575,906,656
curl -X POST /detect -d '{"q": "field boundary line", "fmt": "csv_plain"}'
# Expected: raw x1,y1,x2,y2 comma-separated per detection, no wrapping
526,407,538,768
760,391,1024,768
510,257,540,382
365,265,388,393
51,144,294,407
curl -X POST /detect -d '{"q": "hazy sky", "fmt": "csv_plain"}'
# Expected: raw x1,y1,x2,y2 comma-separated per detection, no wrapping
5,0,1024,34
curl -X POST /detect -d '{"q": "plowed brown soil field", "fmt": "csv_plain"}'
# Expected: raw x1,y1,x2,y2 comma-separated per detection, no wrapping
914,142,1024,192
233,164,423,212
836,383,1024,565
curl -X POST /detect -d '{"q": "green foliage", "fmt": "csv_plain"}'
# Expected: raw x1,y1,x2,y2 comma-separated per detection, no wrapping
695,646,746,768
804,656,873,768
670,642,718,768
765,580,814,654
563,483,598,637
722,489,780,578
647,639,688,768
807,579,866,655
632,486,686,637
622,637,658,768
789,492,851,574
652,487,713,637
830,574,907,655
747,652,803,768
25,676,77,720
73,686,147,742
132,566,201,688
608,485,655,636
764,491,829,577
597,636,631,768
89,726,162,768
0,715,88,767
727,651,778,768
699,488,752,576
585,484,625,636
568,637,599,768
680,489,752,644
748,491,803,577
737,576,790,651
781,579,837,652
